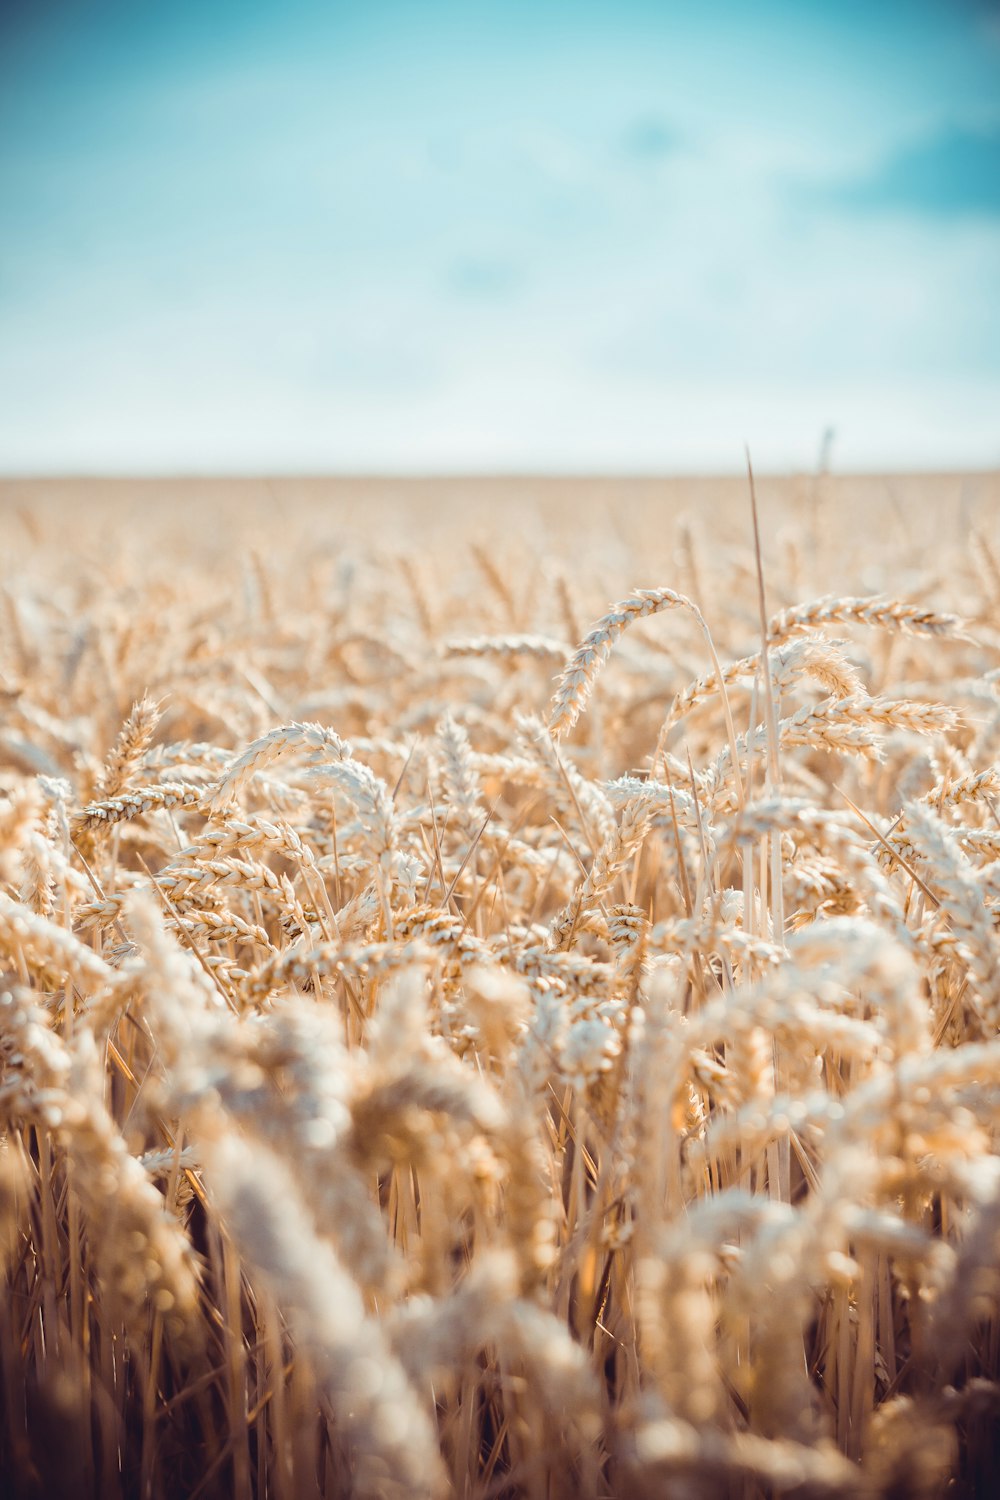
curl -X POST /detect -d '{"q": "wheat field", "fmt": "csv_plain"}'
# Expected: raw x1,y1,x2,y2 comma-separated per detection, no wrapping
1,473,999,1499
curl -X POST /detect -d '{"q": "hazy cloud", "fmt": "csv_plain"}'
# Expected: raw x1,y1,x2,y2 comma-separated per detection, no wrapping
447,256,523,300
621,116,682,163
835,121,1000,218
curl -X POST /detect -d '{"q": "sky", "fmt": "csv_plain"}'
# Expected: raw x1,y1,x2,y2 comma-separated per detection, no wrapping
1,0,999,473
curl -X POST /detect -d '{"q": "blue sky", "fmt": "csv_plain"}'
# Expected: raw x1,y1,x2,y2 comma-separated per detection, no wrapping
1,0,998,472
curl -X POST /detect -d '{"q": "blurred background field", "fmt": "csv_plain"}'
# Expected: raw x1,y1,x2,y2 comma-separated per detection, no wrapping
3,470,997,582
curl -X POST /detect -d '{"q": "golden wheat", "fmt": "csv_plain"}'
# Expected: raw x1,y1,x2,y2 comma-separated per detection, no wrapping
0,474,998,1499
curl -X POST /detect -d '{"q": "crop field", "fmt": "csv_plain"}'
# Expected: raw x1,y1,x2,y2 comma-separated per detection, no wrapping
1,472,999,1499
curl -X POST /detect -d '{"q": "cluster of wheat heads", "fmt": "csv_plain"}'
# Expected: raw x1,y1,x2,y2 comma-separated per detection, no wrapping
1,482,999,1499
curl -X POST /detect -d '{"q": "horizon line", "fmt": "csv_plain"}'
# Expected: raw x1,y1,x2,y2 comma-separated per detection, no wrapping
2,465,997,484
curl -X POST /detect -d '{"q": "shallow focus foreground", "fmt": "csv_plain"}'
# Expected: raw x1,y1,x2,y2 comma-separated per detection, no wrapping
1,474,999,1499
